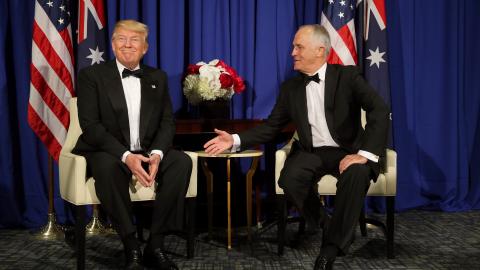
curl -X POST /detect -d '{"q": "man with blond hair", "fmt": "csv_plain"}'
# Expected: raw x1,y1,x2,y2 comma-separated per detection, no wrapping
74,19,189,270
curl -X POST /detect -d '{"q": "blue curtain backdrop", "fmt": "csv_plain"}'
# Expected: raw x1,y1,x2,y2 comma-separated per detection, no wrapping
1,0,479,228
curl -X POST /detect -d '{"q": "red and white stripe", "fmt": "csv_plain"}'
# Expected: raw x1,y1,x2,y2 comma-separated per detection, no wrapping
28,0,75,160
321,12,358,66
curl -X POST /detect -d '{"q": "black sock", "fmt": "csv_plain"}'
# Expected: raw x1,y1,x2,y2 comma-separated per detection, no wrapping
320,244,338,260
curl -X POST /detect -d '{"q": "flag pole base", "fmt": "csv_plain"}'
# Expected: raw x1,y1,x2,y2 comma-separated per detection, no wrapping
86,215,106,235
34,213,64,240
86,205,113,235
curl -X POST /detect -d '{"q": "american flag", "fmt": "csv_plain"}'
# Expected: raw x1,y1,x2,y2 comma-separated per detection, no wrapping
28,0,75,161
321,0,358,65
77,0,107,70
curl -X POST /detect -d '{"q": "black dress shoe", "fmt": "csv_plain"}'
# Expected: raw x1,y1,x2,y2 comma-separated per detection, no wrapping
313,255,334,270
125,249,143,270
143,247,178,270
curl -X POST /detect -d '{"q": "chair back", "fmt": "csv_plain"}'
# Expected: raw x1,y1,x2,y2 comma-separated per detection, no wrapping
60,97,82,155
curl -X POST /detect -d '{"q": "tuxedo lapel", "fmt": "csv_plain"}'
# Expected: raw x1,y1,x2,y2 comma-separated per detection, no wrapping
139,70,156,143
324,65,338,140
105,61,131,145
295,79,313,150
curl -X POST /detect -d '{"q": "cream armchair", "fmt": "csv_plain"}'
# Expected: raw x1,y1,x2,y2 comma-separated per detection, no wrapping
274,112,396,259
59,98,198,269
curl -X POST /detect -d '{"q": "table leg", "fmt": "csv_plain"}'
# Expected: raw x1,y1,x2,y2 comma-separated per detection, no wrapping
201,158,214,241
226,158,232,250
256,184,262,228
245,156,260,241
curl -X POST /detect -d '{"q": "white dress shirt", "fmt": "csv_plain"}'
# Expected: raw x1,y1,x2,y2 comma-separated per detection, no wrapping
232,63,378,163
306,63,338,148
116,60,163,163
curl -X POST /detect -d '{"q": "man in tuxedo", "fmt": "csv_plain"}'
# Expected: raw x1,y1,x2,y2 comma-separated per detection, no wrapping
74,20,191,270
204,24,389,270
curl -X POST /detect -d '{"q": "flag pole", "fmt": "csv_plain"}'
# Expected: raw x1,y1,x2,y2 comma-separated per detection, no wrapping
35,154,64,239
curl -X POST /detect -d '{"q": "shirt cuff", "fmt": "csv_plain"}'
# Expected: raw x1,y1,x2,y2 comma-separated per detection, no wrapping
231,134,241,152
357,150,379,163
121,151,132,163
150,150,164,160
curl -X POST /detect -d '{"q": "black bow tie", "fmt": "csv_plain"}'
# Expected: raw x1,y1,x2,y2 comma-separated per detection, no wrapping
122,68,143,78
304,73,320,84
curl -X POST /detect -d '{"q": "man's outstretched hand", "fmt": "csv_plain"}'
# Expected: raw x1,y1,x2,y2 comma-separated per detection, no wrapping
203,128,234,155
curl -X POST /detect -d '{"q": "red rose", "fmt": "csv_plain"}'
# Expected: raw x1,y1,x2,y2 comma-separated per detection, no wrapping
186,64,201,75
215,60,227,69
225,66,237,77
219,73,234,89
233,76,245,93
216,61,239,76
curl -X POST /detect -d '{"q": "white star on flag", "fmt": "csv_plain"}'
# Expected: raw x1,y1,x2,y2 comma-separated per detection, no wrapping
86,46,105,65
366,47,386,68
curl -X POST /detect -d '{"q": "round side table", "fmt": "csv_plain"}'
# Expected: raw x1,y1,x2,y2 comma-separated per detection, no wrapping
196,150,263,250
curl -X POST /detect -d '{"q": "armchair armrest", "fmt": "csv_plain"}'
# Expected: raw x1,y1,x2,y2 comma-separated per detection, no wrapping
184,151,198,198
59,151,99,205
383,148,397,195
274,141,294,195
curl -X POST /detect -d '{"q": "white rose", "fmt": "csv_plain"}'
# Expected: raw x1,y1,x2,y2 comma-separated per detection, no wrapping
208,59,219,66
199,65,221,91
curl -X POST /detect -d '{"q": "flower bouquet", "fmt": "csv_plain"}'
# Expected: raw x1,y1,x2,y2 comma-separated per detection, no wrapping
183,59,245,105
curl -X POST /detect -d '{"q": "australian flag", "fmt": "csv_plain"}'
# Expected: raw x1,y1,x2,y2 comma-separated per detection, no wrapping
356,0,393,148
76,0,107,71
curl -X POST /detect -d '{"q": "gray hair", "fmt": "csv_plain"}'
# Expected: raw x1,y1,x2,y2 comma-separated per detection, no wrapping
299,24,331,56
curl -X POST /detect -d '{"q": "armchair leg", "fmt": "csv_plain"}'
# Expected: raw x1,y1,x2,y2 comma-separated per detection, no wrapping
359,205,367,237
75,205,86,270
277,195,287,256
386,196,395,259
186,197,196,259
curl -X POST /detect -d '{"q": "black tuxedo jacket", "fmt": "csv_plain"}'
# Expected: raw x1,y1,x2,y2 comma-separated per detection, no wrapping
73,60,175,159
239,64,389,176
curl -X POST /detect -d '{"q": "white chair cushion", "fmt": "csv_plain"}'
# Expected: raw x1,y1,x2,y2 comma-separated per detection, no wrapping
275,143,396,197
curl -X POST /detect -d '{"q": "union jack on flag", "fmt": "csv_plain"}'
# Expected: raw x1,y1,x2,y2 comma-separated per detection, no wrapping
77,0,107,70
28,0,75,161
